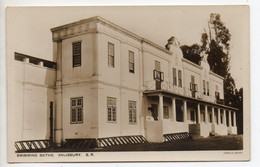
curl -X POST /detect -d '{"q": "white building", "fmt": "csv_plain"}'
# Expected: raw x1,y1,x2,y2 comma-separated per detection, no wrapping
12,16,238,148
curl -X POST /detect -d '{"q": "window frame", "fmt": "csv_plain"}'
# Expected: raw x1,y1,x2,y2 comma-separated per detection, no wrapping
207,81,210,96
108,42,115,68
129,100,137,124
163,106,169,119
70,97,83,124
129,51,135,73
203,80,206,95
107,97,117,123
178,70,182,87
173,68,177,86
72,41,82,67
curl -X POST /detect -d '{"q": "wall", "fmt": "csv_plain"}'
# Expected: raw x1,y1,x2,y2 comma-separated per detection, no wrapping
62,83,98,139
61,33,95,85
14,61,56,141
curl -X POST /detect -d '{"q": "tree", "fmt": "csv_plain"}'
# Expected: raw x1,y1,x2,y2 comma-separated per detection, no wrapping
180,44,202,65
200,13,236,105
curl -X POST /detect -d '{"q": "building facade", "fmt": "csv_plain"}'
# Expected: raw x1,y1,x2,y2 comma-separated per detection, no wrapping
13,16,238,146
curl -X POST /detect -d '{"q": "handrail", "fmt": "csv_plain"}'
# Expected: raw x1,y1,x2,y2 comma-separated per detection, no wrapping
144,80,217,103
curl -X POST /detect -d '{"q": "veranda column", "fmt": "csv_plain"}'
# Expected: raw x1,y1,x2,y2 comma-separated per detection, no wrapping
212,107,215,124
205,105,208,124
233,111,237,127
197,104,201,124
218,108,221,125
172,98,176,122
223,109,227,126
183,100,187,122
228,110,232,127
158,94,164,121
55,41,63,146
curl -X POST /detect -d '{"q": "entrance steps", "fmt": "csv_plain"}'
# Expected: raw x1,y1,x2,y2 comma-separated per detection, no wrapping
163,132,192,142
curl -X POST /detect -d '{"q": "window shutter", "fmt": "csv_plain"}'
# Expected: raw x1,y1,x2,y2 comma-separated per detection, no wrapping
73,42,81,67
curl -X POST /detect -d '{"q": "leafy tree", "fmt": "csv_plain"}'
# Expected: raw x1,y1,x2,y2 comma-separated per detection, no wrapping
200,13,237,106
180,44,202,65
201,13,231,77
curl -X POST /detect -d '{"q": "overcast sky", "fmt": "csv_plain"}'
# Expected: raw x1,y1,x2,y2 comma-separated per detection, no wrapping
7,6,249,89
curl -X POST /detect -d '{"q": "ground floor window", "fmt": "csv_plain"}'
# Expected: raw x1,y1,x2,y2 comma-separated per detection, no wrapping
71,97,83,124
129,101,137,124
107,97,117,122
163,106,169,119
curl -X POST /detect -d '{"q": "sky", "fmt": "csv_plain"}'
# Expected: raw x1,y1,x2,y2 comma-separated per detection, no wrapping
7,6,249,89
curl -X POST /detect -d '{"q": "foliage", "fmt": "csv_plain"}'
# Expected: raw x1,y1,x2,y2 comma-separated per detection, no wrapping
180,44,202,65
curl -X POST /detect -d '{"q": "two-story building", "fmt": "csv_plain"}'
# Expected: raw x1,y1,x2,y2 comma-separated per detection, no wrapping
12,16,238,149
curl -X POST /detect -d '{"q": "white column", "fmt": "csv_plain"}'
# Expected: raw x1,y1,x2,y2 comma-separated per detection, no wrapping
212,107,215,124
38,61,44,67
172,98,176,122
205,105,208,124
228,110,232,127
197,104,201,124
55,41,63,146
183,100,187,122
217,108,221,125
23,57,29,63
233,111,237,127
223,109,227,126
158,95,163,121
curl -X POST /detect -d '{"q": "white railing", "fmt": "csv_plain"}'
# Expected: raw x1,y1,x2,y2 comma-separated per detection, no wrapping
144,80,217,103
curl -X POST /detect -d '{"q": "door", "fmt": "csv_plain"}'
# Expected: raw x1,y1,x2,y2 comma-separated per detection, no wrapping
151,104,158,121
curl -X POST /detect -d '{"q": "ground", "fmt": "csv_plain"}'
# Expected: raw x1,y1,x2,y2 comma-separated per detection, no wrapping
24,135,243,152
99,135,243,151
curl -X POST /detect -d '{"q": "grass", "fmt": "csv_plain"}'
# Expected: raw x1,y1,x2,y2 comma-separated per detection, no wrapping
98,135,243,151
17,135,243,152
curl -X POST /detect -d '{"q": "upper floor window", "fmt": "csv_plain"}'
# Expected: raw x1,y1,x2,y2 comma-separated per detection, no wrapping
203,80,206,95
71,97,83,124
207,81,210,96
129,101,137,124
72,42,81,67
178,70,182,87
215,85,220,100
163,106,169,119
129,51,135,73
155,61,161,71
107,97,116,122
108,42,115,67
173,68,177,86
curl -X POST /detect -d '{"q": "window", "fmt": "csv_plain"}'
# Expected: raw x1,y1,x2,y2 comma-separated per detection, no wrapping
163,106,169,119
72,42,81,67
71,97,83,124
178,70,182,87
207,81,210,96
129,101,137,123
107,97,116,122
129,51,134,73
108,43,115,67
155,61,161,71
173,68,177,86
203,80,206,95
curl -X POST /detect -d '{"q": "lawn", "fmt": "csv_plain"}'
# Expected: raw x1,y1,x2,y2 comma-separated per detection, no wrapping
98,135,243,151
